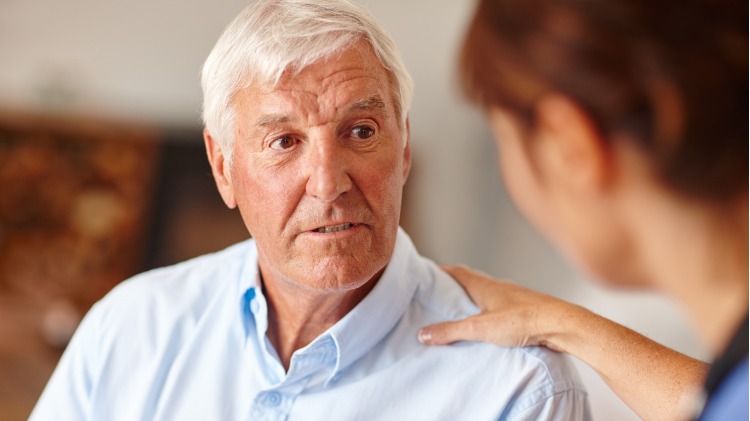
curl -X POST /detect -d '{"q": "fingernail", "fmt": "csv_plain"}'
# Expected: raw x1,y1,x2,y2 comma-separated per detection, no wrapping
418,328,431,343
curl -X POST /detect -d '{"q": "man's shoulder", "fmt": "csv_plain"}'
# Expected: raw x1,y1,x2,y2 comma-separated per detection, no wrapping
408,261,583,387
408,257,480,321
444,341,588,419
401,258,586,412
93,239,256,325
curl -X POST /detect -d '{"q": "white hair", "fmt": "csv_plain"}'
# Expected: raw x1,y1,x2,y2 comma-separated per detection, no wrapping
201,0,414,163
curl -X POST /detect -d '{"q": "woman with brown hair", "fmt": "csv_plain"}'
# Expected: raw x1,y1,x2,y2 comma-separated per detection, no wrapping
418,0,747,419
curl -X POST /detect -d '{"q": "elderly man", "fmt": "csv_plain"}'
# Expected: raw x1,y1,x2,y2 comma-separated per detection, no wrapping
31,1,590,420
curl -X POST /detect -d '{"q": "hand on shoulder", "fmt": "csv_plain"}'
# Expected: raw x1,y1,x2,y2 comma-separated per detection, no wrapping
418,265,580,352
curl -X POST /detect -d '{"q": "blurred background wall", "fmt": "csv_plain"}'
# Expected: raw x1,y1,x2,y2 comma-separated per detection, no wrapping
0,0,708,419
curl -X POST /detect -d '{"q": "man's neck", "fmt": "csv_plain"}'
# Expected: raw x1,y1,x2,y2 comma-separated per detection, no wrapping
260,266,382,371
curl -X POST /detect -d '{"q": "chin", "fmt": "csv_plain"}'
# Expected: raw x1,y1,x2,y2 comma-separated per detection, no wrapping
591,275,654,291
582,258,654,291
299,257,386,293
563,231,654,291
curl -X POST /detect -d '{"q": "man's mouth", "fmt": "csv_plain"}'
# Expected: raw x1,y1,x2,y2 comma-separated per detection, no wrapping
313,223,355,233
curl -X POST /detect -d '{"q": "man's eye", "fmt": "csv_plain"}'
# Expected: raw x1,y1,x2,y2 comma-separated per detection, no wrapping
351,126,375,139
269,136,296,150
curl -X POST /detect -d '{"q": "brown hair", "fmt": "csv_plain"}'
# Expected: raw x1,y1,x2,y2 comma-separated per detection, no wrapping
461,0,748,203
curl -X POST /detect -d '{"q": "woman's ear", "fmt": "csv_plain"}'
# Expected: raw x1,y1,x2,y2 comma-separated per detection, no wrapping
532,94,613,196
203,129,237,209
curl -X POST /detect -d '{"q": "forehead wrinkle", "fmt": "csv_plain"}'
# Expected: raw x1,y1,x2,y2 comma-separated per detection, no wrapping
255,69,389,128
248,88,320,128
275,65,380,92
321,75,390,119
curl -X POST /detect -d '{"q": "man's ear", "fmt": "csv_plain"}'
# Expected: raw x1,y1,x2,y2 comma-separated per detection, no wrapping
402,117,412,183
532,94,612,195
203,129,237,209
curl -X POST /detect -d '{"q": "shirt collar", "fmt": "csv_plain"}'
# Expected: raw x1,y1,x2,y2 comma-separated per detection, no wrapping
326,227,419,381
237,247,286,381
238,227,420,384
237,243,262,345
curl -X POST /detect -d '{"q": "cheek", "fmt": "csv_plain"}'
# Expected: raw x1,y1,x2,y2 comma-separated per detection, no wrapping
499,137,629,285
498,138,537,216
360,150,405,213
229,158,302,237
489,110,542,224
497,136,561,244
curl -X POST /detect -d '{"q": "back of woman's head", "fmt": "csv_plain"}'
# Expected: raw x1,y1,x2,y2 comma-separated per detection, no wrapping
461,0,747,204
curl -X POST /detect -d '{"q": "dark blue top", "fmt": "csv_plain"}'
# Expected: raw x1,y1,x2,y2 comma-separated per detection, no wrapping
698,315,748,420
699,357,748,420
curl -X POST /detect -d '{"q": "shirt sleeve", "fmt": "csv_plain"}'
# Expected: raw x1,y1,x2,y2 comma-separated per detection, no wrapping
506,389,592,421
29,302,104,421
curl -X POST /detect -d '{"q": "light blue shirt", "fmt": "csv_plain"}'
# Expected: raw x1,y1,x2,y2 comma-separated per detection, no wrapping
31,228,590,420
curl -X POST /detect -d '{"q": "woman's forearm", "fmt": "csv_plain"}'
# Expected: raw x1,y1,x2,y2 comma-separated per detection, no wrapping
549,304,709,421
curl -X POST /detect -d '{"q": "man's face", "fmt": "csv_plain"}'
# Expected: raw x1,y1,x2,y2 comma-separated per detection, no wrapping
207,41,410,293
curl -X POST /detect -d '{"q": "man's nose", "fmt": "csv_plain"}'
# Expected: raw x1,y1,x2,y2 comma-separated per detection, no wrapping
305,136,353,202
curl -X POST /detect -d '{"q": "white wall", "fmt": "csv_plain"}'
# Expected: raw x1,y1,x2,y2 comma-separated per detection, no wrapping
0,1,708,419
0,0,247,125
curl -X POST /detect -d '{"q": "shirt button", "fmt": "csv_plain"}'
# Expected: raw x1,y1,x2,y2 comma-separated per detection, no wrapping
264,391,282,407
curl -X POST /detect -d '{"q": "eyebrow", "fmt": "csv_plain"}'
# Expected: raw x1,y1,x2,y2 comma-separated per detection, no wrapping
348,95,386,112
255,114,291,127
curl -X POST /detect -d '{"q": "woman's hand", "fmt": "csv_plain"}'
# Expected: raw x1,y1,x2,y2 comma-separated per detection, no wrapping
417,265,575,352
418,264,708,421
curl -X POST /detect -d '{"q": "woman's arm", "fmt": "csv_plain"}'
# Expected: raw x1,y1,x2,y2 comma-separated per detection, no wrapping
418,265,708,421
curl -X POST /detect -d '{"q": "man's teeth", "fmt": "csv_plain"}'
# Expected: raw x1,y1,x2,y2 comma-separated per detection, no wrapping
314,223,353,233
